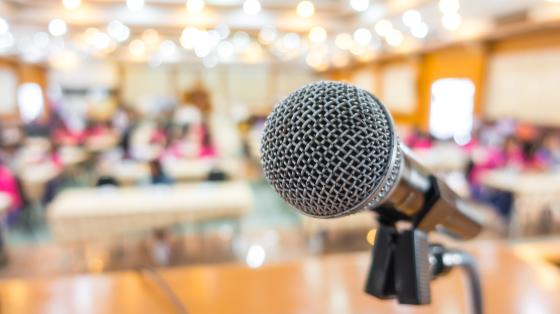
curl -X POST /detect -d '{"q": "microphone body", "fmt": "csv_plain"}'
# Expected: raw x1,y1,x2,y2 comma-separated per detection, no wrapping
260,81,481,239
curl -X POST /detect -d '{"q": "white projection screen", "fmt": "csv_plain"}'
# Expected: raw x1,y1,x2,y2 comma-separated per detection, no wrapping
485,47,560,126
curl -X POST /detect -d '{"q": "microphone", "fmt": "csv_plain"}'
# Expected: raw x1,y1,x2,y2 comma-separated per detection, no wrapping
260,81,481,239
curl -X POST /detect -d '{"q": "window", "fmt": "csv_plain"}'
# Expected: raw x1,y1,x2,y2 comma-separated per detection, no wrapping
17,83,44,123
429,78,475,145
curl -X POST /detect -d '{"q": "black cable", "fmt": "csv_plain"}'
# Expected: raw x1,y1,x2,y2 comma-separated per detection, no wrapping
138,267,189,314
447,251,484,314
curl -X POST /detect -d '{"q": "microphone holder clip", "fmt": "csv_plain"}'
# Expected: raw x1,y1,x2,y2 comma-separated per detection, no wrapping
364,222,483,314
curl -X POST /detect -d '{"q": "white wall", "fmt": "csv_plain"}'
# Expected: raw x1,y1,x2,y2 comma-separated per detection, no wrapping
380,62,417,114
0,68,17,115
49,61,320,116
485,47,560,126
351,67,377,94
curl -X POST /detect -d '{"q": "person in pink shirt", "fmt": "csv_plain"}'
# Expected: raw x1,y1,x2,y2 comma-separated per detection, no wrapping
198,125,217,159
0,161,23,215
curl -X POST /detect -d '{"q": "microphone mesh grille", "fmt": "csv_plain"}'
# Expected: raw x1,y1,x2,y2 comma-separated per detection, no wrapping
260,81,395,218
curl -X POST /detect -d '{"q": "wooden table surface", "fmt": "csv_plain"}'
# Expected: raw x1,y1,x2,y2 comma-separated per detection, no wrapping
0,240,559,314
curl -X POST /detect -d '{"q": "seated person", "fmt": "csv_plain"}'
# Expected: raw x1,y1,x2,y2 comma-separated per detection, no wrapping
0,161,23,221
148,159,173,185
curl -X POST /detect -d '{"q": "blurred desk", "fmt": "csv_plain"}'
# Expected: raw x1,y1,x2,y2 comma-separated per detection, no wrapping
481,170,560,236
59,146,88,167
0,192,10,216
18,163,60,201
48,181,254,241
411,144,468,173
481,169,560,194
113,159,242,185
85,134,119,153
0,241,559,313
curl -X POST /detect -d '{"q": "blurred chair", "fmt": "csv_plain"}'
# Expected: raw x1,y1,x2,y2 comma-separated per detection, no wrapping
95,176,120,187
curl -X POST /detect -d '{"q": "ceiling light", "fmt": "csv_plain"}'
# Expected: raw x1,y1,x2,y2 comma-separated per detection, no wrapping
402,10,422,27
350,0,369,12
159,40,177,58
129,39,146,57
411,22,429,39
232,31,251,50
439,0,460,14
217,40,235,61
142,29,160,45
0,32,14,50
215,24,230,39
107,21,130,42
308,26,327,43
187,0,205,14
246,244,266,268
49,19,68,37
306,52,329,71
282,33,301,50
335,33,353,50
203,55,218,68
0,18,8,34
258,26,277,45
386,29,403,47
127,0,144,11
296,1,315,18
353,28,372,45
91,32,111,51
193,31,219,58
180,27,202,50
374,19,392,37
243,0,261,15
63,0,81,10
442,13,462,31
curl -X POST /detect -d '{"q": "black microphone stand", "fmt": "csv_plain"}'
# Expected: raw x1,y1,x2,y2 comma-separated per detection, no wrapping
364,177,483,314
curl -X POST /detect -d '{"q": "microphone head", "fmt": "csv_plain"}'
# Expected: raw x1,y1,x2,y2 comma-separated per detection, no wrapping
260,81,402,218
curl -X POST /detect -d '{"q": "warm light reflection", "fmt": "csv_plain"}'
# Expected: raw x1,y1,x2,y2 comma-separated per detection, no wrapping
48,19,67,37
107,21,130,42
187,0,205,14
350,0,369,12
126,0,144,11
258,26,277,45
296,1,315,18
129,39,146,57
374,19,392,37
335,33,353,50
366,228,377,245
0,18,8,34
308,26,327,43
243,0,262,15
63,0,81,10
439,0,460,14
402,10,422,27
246,244,266,268
353,28,372,45
142,29,160,46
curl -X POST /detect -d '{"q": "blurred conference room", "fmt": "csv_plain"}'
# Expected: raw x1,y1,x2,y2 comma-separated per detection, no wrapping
0,0,560,313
